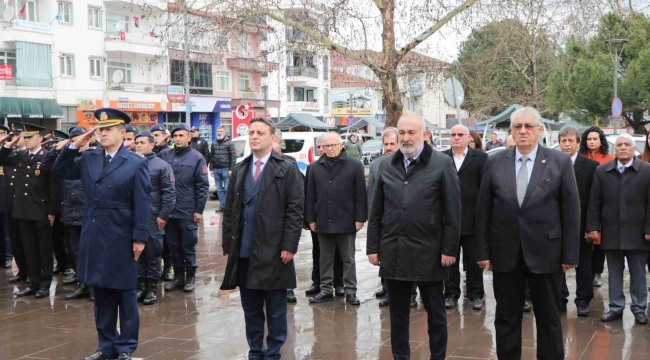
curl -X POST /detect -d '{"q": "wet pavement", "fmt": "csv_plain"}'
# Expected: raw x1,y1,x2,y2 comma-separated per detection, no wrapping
1,200,650,360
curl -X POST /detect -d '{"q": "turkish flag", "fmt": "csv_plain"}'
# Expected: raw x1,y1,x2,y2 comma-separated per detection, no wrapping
18,2,26,18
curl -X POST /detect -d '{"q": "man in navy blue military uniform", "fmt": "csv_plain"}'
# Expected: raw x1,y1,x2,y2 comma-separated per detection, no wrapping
123,125,137,152
49,129,72,279
0,125,13,270
4,124,27,283
0,124,54,298
159,123,209,293
150,123,173,281
53,108,151,360
135,130,176,305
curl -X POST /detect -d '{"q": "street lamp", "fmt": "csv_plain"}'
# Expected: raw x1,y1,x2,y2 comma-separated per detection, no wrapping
604,38,628,134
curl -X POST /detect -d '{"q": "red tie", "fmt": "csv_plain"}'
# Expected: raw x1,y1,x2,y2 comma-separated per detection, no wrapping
253,160,262,183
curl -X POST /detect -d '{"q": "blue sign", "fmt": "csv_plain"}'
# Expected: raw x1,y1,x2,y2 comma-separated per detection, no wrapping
612,98,623,118
347,115,356,125
214,101,231,112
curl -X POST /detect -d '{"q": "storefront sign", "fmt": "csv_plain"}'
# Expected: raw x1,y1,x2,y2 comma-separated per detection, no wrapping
324,116,336,126
171,97,231,113
14,20,52,34
77,100,167,128
167,85,186,103
215,100,231,112
0,65,14,80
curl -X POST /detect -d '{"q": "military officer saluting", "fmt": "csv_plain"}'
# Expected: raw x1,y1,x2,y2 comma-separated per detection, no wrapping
159,123,209,293
53,109,151,360
0,124,54,298
134,130,176,305
150,124,171,154
4,124,28,284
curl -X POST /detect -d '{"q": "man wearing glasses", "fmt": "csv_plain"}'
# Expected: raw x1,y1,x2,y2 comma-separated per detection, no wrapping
476,107,580,359
306,132,366,306
442,124,488,310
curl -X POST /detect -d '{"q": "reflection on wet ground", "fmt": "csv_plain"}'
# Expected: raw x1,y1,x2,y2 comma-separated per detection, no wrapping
1,201,649,359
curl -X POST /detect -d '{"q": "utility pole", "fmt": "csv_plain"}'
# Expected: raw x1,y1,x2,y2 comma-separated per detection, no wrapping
605,38,628,135
183,4,191,126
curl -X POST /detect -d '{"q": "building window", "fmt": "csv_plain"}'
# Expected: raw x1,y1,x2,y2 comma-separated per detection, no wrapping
88,7,102,29
59,54,74,77
107,14,129,35
238,73,252,92
61,107,78,133
237,33,250,55
0,51,17,74
17,0,37,21
170,59,212,94
294,87,305,101
108,62,131,83
286,86,291,101
215,29,231,52
216,71,230,91
89,58,102,78
57,2,72,24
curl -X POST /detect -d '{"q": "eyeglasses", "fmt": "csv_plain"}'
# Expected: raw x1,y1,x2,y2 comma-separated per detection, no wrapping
322,144,340,149
450,133,467,138
512,123,538,130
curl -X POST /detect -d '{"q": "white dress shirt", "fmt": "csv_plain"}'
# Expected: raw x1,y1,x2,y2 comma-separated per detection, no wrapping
617,158,633,172
251,151,272,178
570,152,578,165
452,147,468,171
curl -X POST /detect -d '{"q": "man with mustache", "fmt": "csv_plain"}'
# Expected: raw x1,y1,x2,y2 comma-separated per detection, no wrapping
587,133,650,324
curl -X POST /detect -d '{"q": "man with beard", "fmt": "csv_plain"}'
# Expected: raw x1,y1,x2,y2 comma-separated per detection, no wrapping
210,126,236,212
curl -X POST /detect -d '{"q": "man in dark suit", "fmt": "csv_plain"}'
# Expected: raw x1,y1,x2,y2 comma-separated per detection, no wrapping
0,124,54,298
54,109,151,360
368,112,461,360
557,126,599,317
587,134,650,325
442,124,487,310
476,107,580,360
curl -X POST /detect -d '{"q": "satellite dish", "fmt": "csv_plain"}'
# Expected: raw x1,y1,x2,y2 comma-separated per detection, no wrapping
443,77,465,108
115,21,125,31
3,7,15,22
111,70,124,84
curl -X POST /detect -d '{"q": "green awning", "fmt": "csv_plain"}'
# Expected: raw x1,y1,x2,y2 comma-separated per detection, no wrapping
15,98,43,119
0,97,22,119
40,99,64,119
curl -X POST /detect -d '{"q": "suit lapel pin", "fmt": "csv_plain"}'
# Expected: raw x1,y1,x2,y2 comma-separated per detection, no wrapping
542,159,546,163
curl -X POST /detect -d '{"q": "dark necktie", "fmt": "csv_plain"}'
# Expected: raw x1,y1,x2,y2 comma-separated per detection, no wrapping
406,158,415,172
104,154,111,169
28,153,34,162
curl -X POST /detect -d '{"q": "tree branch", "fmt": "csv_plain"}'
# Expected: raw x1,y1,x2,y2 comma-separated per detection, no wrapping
396,0,480,62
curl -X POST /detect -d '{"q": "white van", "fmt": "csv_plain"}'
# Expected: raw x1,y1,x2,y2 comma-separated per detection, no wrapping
231,132,325,173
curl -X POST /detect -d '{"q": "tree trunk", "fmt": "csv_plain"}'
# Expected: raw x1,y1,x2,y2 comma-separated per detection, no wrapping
380,70,403,128
628,110,648,134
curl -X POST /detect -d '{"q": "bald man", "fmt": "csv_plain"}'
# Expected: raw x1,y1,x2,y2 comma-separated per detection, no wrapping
442,124,488,310
505,135,516,149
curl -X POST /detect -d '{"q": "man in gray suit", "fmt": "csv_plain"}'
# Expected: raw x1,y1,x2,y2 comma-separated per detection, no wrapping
476,107,580,360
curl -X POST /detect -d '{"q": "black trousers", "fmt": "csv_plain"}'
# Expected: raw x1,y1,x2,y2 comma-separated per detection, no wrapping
162,237,171,271
19,219,52,289
164,218,198,268
310,231,343,287
138,235,163,279
65,225,82,274
7,212,27,277
52,215,68,270
444,234,484,300
388,280,446,360
592,245,605,274
493,252,563,360
561,247,593,308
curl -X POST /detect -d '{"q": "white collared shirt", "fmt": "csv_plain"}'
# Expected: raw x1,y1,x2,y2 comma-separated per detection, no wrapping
452,147,468,171
515,145,539,184
617,158,633,172
251,151,272,178
28,146,42,157
570,153,578,165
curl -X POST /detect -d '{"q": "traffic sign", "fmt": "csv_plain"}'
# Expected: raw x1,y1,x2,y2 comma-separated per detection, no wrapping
612,97,623,118
347,115,356,125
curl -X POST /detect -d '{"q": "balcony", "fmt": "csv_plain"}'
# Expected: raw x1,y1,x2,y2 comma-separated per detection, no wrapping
286,101,319,113
232,91,265,100
226,57,278,73
108,83,167,94
104,34,165,56
0,20,53,44
285,29,311,41
286,66,318,78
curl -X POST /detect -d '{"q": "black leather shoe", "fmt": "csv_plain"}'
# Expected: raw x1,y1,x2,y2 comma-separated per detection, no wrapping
66,283,90,300
470,297,484,310
523,300,532,312
143,280,159,305
8,274,25,283
63,274,77,285
560,302,567,313
35,288,50,298
287,289,297,303
84,351,109,360
309,292,334,304
334,286,345,297
117,352,132,360
63,268,75,277
15,287,36,297
379,297,390,307
444,295,458,309
305,284,320,295
214,208,223,213
577,307,590,317
409,294,417,308
346,294,360,305
601,310,623,322
634,313,648,324
375,288,387,297
3,259,11,268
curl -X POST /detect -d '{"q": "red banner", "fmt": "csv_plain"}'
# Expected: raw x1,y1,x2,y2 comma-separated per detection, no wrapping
0,65,13,80
232,103,255,138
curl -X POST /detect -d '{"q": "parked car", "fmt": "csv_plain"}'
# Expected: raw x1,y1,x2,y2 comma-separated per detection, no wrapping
361,139,383,165
341,133,375,145
434,137,451,151
231,132,324,173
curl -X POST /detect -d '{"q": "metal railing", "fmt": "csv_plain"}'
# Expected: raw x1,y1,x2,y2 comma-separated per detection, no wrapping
286,66,318,78
108,83,167,94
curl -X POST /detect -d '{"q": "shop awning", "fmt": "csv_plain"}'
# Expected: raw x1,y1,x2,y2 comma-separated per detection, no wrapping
0,97,22,119
40,99,64,119
341,117,385,131
476,104,556,127
276,113,336,130
15,98,43,119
